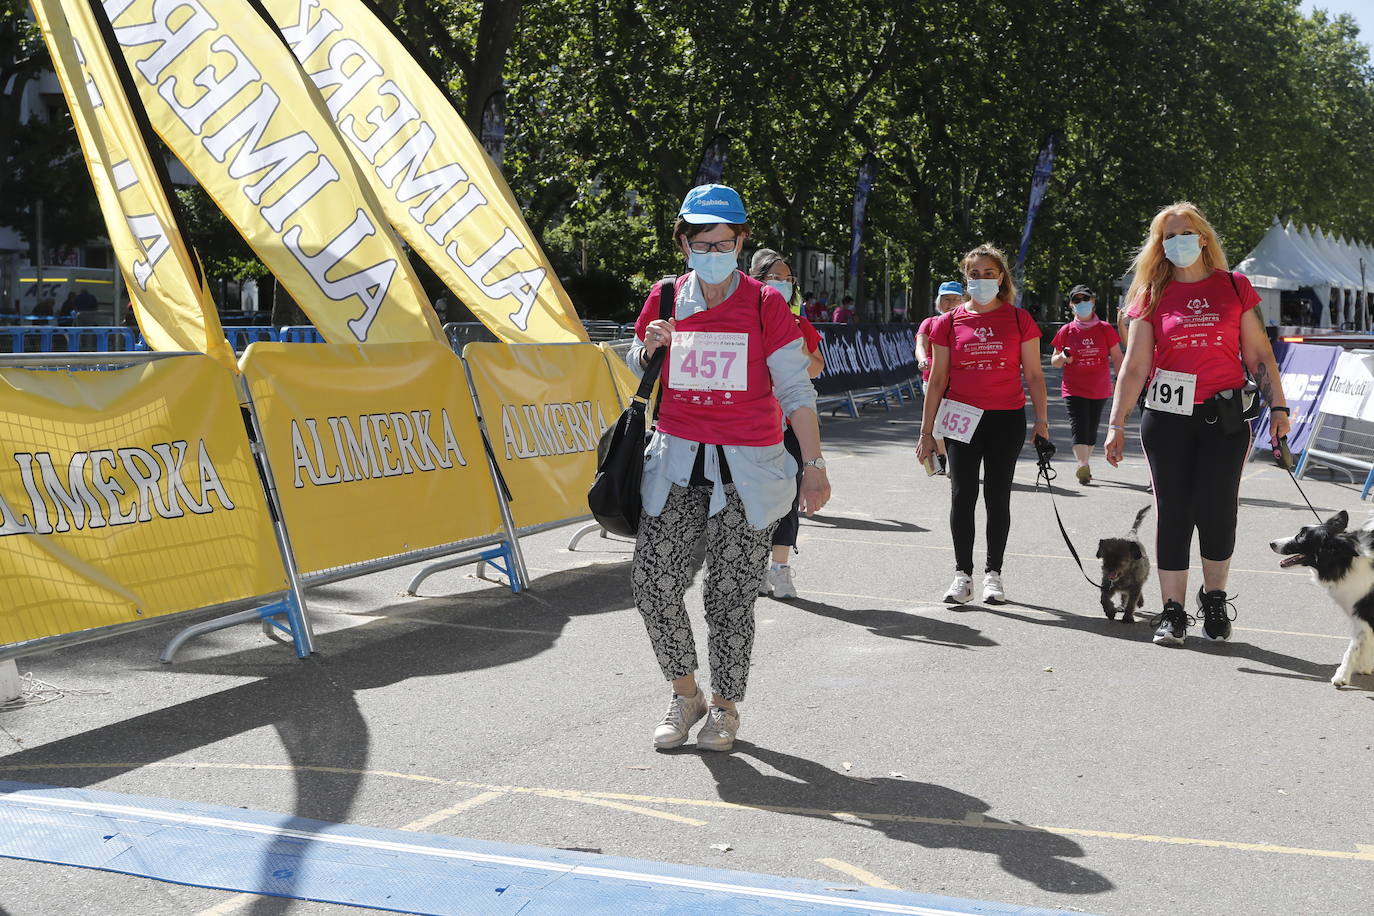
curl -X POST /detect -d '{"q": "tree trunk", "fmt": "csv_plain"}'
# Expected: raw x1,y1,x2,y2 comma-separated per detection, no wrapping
463,0,524,134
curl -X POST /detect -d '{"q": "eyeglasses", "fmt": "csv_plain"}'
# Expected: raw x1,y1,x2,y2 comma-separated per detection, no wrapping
763,272,793,283
688,238,739,254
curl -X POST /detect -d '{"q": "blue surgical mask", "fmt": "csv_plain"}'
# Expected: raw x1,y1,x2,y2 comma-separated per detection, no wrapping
688,250,738,285
766,279,794,303
967,278,1000,305
1163,233,1202,268
1073,301,1095,319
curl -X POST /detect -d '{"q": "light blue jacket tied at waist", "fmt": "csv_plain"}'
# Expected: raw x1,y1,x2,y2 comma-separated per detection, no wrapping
625,273,818,530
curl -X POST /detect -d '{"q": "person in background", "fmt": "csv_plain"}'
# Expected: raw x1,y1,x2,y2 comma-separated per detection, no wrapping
625,185,830,752
832,296,856,324
915,280,964,474
750,248,825,600
1104,202,1290,647
915,244,1049,605
1050,285,1123,484
815,296,831,322
801,290,820,322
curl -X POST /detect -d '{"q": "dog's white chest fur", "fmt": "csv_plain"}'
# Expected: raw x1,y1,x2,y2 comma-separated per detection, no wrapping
1320,559,1374,687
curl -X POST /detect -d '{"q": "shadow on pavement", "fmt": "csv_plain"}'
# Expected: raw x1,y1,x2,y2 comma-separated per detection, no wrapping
801,513,927,534
957,603,1339,681
0,563,634,916
700,742,1113,895
784,597,997,650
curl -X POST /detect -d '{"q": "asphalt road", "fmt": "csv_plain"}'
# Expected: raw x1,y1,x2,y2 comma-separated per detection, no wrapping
2,373,1371,916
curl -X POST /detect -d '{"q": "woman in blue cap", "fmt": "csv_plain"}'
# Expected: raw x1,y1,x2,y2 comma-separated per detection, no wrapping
915,281,965,474
625,184,830,752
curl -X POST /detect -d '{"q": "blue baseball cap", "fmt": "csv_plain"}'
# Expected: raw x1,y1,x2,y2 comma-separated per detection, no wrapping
937,281,964,297
678,184,747,224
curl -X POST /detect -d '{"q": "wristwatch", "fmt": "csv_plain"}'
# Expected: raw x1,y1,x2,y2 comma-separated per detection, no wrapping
802,457,827,470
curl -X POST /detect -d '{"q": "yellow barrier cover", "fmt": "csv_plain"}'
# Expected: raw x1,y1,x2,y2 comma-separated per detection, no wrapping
464,343,621,529
240,342,503,574
0,357,286,647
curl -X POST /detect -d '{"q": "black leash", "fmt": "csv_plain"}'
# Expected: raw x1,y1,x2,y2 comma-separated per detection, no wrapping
1032,436,1106,590
1272,435,1323,524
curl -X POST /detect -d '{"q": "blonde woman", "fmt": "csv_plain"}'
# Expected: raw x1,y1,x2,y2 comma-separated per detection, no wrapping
916,244,1048,604
1104,203,1290,647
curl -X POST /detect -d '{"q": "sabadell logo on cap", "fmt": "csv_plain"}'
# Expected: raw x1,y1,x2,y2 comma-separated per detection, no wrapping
700,198,729,206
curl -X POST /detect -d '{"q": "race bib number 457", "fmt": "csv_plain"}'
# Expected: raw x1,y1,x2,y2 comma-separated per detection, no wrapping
670,331,749,391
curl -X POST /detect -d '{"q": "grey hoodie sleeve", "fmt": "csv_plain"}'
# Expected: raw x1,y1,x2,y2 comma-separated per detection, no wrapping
767,338,818,416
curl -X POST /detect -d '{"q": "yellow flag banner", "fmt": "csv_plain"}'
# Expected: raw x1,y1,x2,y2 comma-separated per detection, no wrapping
259,0,588,345
30,0,236,371
463,343,620,529
97,0,442,345
0,356,286,648
239,342,503,574
599,343,640,407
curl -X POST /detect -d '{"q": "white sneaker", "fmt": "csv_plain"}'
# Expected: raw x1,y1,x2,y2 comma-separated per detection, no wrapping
695,706,740,752
943,573,974,604
982,572,1006,605
765,564,797,599
653,690,707,749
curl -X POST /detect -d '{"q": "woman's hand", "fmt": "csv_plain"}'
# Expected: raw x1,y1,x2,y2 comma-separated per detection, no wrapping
1270,408,1292,444
1104,426,1124,467
799,467,830,515
915,432,935,464
642,318,676,357
917,357,930,372
1029,419,1050,445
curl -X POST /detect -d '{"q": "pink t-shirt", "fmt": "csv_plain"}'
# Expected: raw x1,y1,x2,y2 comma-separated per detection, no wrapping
798,315,822,352
633,273,801,446
916,316,939,381
1126,270,1259,403
1052,318,1120,399
931,303,1042,410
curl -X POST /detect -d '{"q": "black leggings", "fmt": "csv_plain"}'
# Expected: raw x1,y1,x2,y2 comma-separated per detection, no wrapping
771,427,804,548
945,408,1027,575
1140,408,1250,570
1064,396,1107,447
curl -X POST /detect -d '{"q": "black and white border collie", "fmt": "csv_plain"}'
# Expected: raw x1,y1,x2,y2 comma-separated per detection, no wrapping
1269,510,1374,688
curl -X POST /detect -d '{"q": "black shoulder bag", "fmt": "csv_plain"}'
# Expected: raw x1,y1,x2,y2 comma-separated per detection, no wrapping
587,279,675,537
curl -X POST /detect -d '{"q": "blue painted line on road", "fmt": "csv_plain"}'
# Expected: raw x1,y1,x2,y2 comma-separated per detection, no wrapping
0,780,1095,915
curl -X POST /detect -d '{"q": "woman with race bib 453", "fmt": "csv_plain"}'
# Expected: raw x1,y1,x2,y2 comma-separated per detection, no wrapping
916,244,1049,605
1104,202,1289,647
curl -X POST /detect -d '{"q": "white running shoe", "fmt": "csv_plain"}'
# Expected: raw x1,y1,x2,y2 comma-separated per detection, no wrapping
695,706,740,752
943,572,974,604
765,564,798,599
982,571,1007,605
653,690,707,749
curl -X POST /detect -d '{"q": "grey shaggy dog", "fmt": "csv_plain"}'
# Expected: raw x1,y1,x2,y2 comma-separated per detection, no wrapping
1096,504,1152,623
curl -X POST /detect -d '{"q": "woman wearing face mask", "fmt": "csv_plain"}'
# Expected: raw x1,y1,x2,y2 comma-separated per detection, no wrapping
749,248,825,600
1104,202,1290,647
1050,285,1123,485
915,281,964,474
915,244,1048,605
625,186,830,752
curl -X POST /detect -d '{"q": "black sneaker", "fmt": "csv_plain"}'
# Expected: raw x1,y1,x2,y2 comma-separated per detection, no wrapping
1197,587,1235,641
1150,600,1192,646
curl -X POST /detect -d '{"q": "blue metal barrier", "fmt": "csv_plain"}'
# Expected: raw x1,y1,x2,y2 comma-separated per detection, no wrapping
278,325,324,343
224,326,279,352
0,326,138,354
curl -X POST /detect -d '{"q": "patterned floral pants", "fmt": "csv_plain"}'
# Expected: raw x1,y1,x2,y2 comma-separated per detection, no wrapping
631,483,776,702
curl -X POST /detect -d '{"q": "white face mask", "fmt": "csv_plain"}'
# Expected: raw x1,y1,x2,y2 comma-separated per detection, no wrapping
967,278,1000,305
1163,233,1203,268
766,279,794,302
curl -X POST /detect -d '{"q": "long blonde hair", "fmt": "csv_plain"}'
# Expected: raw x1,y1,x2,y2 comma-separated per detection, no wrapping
1126,202,1229,319
960,243,1017,304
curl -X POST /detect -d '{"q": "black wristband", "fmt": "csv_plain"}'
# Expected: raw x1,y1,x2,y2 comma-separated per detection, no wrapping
1270,406,1290,414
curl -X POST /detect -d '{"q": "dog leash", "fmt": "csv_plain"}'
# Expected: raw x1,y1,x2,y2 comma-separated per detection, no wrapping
1272,436,1323,524
1033,437,1106,590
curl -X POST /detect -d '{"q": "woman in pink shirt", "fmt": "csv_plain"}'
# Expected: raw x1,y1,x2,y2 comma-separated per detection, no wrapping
1104,202,1290,647
1050,285,1123,485
915,280,964,474
916,244,1049,605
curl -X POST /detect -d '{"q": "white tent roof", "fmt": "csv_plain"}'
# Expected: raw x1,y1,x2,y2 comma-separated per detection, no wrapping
1233,218,1322,290
1312,227,1364,289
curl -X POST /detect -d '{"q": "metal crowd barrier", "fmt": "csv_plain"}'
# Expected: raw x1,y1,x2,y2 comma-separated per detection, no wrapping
0,326,138,354
0,352,314,667
225,326,280,352
1296,412,1374,498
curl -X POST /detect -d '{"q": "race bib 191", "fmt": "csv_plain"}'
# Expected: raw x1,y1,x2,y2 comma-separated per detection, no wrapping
1146,368,1196,415
669,331,749,391
935,398,984,444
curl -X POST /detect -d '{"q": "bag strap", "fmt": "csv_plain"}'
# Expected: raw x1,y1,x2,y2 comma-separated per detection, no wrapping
634,279,676,405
